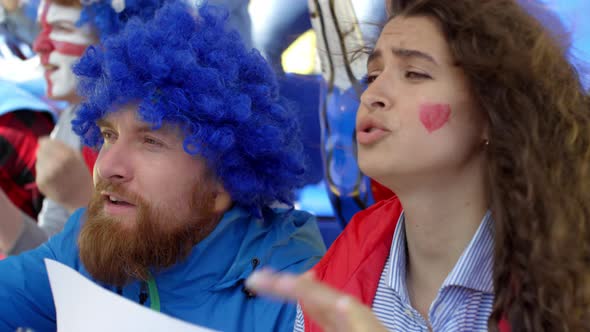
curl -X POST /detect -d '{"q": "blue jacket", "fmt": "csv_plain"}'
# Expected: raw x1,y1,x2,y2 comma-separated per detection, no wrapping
0,206,326,331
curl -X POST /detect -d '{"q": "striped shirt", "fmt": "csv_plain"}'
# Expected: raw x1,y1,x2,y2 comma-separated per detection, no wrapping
294,211,494,332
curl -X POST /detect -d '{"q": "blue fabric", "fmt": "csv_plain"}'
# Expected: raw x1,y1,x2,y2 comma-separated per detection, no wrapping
0,206,326,331
320,82,375,226
0,79,54,120
279,73,323,185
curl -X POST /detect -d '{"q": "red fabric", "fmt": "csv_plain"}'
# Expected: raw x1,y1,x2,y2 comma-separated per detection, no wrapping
303,195,511,332
499,317,511,332
0,111,54,219
370,179,395,202
304,196,401,332
81,146,98,173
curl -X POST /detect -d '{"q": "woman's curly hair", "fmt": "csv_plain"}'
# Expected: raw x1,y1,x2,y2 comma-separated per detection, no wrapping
72,1,306,216
390,0,590,330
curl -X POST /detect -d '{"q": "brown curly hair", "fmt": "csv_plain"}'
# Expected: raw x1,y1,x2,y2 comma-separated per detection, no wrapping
388,0,590,330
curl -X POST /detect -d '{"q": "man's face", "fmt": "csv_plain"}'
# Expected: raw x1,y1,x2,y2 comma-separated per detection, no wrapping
33,0,96,102
78,105,230,286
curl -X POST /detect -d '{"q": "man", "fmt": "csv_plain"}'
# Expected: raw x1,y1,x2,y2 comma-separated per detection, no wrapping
1,0,269,256
1,0,175,255
0,2,325,331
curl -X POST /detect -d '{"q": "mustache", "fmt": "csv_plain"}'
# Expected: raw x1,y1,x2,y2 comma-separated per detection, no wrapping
94,180,144,206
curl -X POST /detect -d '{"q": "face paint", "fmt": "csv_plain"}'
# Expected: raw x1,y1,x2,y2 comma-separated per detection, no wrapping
35,0,54,96
33,0,95,100
419,103,451,133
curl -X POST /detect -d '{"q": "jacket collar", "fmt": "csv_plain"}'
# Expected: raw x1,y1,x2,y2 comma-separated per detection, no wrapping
153,205,324,292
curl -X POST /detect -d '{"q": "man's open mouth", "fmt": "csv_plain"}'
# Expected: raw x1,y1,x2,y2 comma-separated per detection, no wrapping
43,64,58,73
102,192,135,207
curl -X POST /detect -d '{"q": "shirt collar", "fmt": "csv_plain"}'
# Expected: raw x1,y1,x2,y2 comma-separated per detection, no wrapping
386,210,495,300
443,211,494,293
387,212,410,303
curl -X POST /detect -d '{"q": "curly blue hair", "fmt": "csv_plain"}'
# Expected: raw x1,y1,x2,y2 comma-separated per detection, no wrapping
78,0,171,40
72,1,307,215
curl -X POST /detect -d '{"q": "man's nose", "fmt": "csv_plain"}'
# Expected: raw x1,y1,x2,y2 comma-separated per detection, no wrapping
33,33,54,54
95,143,133,185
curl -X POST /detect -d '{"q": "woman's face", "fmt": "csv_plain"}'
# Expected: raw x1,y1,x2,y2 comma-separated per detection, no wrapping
356,15,488,187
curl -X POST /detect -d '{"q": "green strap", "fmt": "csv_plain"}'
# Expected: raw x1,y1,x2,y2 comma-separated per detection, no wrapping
147,272,161,312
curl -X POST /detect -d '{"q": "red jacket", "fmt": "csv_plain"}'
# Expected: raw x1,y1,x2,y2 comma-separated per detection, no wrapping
303,196,511,332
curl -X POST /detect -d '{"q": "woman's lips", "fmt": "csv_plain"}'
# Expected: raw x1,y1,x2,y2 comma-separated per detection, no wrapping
356,117,391,145
356,127,391,145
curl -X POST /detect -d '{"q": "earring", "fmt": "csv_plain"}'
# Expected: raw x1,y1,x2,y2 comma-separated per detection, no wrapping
483,139,490,147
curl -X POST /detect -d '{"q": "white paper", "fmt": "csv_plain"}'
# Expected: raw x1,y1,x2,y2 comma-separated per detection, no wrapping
45,259,217,332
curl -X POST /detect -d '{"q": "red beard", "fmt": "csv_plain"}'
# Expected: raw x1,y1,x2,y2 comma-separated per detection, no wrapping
78,179,221,287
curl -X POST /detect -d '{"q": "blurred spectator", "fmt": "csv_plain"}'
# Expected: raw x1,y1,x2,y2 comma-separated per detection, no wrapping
0,0,55,255
0,0,40,57
0,81,54,219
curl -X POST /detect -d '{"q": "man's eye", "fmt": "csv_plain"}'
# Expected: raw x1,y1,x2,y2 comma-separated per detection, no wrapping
144,137,163,146
405,71,432,80
101,130,116,142
52,25,75,33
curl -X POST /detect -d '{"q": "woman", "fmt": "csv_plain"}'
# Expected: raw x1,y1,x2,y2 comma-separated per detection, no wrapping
246,0,590,331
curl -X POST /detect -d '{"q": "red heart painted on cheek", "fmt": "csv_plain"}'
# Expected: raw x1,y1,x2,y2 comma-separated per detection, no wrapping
419,103,451,133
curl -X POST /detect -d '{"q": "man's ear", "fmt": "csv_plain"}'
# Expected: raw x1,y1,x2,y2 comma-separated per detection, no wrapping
212,182,232,214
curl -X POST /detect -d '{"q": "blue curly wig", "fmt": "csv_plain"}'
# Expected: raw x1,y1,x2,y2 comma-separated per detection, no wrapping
72,1,306,215
78,0,171,40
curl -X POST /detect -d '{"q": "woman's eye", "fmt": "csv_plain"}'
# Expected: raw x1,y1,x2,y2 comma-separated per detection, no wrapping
364,74,378,85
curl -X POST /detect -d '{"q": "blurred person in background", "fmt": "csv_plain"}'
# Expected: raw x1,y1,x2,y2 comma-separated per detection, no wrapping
0,0,55,258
